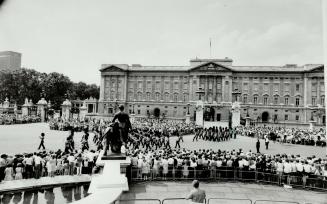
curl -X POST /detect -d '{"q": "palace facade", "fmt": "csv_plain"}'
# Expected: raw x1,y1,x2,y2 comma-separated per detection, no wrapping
97,58,325,127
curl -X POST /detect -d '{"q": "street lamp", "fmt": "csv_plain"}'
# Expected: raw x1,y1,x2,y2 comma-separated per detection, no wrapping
132,99,135,114
187,103,190,115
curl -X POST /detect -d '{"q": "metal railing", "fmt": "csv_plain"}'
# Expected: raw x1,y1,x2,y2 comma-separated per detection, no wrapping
162,197,206,204
130,167,327,191
114,198,304,204
208,198,252,204
114,199,161,204
254,200,300,204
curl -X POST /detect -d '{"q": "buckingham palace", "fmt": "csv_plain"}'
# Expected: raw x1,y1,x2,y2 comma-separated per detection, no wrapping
96,58,325,127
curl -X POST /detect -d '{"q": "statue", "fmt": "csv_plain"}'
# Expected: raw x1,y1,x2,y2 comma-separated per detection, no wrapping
111,105,132,144
103,122,123,155
101,104,131,160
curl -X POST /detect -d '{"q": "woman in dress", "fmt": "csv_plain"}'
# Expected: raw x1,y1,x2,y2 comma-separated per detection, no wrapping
47,155,57,177
15,163,23,180
182,162,189,178
162,157,169,180
4,164,14,181
152,157,160,180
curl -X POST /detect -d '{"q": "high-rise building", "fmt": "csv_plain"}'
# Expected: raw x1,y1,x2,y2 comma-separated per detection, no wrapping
0,51,21,71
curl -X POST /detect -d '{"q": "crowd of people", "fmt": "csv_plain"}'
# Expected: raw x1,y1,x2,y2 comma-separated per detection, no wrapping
1,112,327,193
0,114,41,125
127,146,327,185
0,148,98,182
237,126,326,147
192,126,238,142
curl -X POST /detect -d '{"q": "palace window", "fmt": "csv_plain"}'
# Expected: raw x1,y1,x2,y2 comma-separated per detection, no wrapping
155,93,160,101
312,83,317,92
243,95,248,104
137,110,141,114
174,81,179,91
137,92,142,101
164,93,169,102
285,114,289,121
263,96,268,105
138,81,143,90
274,96,279,105
164,81,170,90
284,97,289,105
147,81,152,91
321,96,325,106
155,81,161,91
312,97,316,106
243,83,248,91
183,94,188,102
295,98,300,106
146,92,151,101
173,93,178,102
296,84,300,92
295,115,300,121
253,96,258,104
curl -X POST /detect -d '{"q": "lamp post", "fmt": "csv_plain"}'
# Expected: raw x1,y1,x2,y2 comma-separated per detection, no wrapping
132,99,136,114
187,103,190,115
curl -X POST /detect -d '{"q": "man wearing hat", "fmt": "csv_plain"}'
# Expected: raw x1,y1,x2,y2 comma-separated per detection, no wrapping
112,105,132,144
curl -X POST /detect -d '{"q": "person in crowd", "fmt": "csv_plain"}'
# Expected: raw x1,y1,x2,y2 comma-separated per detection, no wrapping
38,133,46,150
264,135,269,150
15,163,23,180
186,180,206,203
256,139,261,153
4,164,14,181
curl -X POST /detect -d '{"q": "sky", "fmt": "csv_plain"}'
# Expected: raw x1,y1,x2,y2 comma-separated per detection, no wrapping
0,0,323,85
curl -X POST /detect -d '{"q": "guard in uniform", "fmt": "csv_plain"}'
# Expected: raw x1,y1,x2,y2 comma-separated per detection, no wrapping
112,105,132,144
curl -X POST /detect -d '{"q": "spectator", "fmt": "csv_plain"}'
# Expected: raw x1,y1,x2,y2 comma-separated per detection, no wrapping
186,180,206,203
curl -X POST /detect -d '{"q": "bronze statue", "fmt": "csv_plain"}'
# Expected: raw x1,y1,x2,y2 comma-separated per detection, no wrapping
112,105,132,144
103,122,122,155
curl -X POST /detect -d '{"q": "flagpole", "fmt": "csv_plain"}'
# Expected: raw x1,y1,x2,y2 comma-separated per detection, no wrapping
209,38,212,58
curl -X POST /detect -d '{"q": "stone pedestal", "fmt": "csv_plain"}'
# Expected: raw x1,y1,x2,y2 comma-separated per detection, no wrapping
231,102,241,127
195,101,204,126
185,114,191,124
61,99,72,121
309,120,316,131
245,117,251,127
22,98,29,117
37,98,48,122
79,101,87,121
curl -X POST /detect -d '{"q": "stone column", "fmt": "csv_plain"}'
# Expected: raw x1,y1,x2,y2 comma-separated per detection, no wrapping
22,98,29,117
195,101,204,126
37,98,48,122
61,99,72,121
231,102,241,127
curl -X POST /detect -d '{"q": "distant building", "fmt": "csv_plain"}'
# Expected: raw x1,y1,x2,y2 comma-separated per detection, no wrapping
0,51,21,71
96,58,325,127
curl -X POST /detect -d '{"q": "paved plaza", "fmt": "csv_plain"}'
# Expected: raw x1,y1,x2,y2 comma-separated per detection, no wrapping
120,181,327,204
0,123,326,158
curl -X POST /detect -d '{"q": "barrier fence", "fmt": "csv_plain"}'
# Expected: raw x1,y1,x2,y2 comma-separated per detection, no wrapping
129,167,327,191
114,198,303,204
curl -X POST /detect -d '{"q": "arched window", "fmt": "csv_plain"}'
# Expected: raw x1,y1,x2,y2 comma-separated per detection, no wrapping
173,93,178,102
243,95,248,104
273,95,279,105
137,92,142,101
155,93,160,101
253,95,258,104
164,93,169,102
146,92,151,101
183,93,188,102
263,95,269,105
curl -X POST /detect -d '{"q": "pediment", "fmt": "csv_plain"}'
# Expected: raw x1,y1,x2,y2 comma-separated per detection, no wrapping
100,64,127,72
189,62,233,72
308,65,324,73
